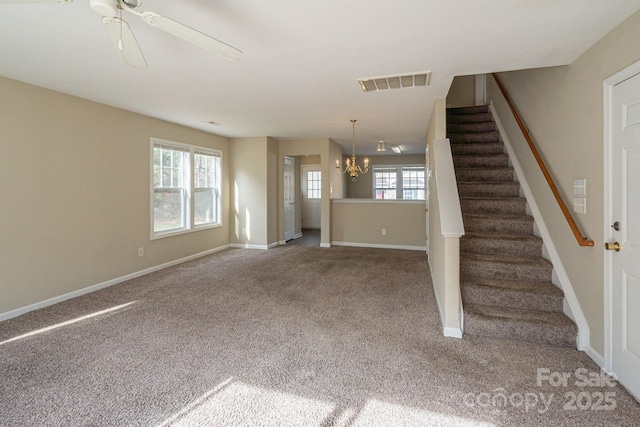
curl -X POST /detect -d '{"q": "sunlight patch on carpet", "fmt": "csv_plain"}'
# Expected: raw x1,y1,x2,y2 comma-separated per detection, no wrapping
161,380,335,426
157,378,498,427
0,301,137,346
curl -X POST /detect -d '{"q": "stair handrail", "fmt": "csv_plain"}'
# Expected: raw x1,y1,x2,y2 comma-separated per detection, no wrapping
491,73,594,247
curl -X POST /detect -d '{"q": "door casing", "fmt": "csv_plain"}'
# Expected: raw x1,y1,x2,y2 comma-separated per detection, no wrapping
603,59,640,400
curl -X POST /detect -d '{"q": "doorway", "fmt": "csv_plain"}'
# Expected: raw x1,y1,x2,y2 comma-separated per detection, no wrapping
604,61,640,399
301,164,322,229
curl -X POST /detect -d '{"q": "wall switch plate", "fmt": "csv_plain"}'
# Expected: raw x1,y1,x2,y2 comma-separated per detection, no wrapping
573,197,586,214
138,247,144,257
573,179,586,196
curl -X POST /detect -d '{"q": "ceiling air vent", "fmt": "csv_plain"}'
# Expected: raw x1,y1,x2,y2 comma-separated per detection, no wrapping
358,71,431,92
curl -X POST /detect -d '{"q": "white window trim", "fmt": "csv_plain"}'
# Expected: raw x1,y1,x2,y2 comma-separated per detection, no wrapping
150,137,223,240
372,164,426,200
306,169,322,199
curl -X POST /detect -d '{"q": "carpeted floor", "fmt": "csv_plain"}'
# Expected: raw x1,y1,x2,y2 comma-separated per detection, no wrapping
1,246,638,426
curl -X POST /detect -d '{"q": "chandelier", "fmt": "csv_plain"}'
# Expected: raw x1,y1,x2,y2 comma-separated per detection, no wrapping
342,119,369,181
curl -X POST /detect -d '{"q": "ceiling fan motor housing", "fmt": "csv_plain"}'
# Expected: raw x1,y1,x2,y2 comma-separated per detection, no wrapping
89,0,119,17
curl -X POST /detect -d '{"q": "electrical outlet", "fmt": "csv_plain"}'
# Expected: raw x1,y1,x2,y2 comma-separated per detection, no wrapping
381,228,387,236
138,247,144,257
242,228,247,236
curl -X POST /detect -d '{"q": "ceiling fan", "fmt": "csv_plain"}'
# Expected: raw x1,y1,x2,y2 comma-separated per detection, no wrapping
2,0,243,67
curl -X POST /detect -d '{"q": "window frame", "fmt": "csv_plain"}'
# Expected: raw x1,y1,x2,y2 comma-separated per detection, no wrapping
371,164,425,200
373,167,398,200
401,166,426,200
150,138,222,240
306,170,322,200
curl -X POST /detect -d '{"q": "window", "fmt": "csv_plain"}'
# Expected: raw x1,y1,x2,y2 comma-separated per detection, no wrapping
402,166,426,199
194,151,221,226
374,167,397,199
372,165,425,200
152,139,221,238
306,170,322,199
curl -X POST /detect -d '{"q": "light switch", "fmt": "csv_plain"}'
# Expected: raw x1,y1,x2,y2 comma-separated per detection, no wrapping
573,197,586,214
574,179,586,196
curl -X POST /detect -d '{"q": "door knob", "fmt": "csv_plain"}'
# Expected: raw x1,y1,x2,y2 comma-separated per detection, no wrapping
604,242,621,252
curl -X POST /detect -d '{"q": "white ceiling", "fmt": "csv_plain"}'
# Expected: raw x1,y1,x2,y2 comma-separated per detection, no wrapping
1,0,639,155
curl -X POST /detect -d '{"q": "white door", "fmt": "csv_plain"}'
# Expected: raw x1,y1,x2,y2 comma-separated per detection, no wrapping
301,165,322,229
284,157,295,241
606,68,640,399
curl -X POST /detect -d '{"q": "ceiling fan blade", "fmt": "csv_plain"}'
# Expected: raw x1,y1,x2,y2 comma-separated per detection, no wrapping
140,11,243,62
102,16,147,68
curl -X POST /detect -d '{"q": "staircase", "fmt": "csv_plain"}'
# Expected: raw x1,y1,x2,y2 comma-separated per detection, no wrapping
447,105,578,348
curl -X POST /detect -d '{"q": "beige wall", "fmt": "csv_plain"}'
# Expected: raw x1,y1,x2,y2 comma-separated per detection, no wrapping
329,141,346,200
346,154,426,198
267,137,279,245
0,77,230,314
300,155,321,165
332,201,426,249
488,9,640,355
294,157,303,235
230,137,279,248
230,137,267,247
446,75,476,108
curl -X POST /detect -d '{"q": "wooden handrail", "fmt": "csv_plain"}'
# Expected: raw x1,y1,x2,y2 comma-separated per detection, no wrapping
491,73,594,247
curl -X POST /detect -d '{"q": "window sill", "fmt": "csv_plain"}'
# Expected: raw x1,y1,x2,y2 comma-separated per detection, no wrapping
151,222,223,240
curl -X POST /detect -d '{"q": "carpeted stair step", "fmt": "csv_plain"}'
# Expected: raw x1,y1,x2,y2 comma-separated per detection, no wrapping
453,153,508,168
456,167,514,182
448,131,500,143
450,142,504,156
457,182,520,198
463,213,534,235
461,252,552,282
449,105,578,349
447,105,490,115
461,277,564,312
447,121,496,134
460,196,527,215
461,232,542,257
463,304,577,348
447,112,493,124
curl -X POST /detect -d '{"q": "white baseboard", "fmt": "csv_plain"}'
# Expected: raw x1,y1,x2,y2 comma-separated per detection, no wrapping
0,244,230,322
444,327,463,338
279,233,303,246
584,345,605,369
229,243,271,250
332,241,426,251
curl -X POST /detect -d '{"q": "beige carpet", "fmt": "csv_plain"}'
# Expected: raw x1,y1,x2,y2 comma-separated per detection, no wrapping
1,246,638,426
